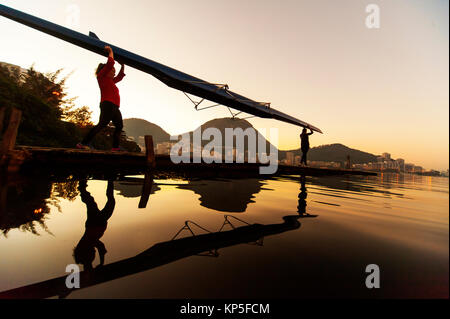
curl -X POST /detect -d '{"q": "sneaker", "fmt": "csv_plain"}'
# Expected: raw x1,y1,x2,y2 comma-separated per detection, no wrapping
76,143,91,150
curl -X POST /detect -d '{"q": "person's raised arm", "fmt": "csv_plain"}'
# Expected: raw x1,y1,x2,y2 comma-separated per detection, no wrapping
97,45,115,78
105,45,114,59
308,128,314,135
95,240,107,266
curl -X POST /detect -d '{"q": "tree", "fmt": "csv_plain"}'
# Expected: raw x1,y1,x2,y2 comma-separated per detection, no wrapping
63,105,93,127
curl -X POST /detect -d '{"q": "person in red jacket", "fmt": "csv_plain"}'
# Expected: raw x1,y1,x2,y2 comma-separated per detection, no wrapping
77,45,125,151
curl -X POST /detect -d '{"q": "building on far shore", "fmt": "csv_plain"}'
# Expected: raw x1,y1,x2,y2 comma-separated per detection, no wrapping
285,152,294,165
382,152,391,160
413,166,423,174
308,161,341,169
396,158,405,172
404,163,414,173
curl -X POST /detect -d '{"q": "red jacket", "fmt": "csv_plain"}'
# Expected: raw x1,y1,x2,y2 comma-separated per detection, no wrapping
97,57,125,106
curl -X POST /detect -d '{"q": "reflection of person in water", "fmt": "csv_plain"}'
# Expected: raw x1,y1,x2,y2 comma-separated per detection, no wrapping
73,179,115,271
297,175,317,218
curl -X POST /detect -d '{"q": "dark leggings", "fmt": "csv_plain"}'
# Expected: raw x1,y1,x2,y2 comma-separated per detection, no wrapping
301,148,309,165
82,101,123,148
79,180,115,226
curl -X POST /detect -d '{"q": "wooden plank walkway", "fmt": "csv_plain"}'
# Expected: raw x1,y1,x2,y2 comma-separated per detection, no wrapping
3,145,152,173
6,145,376,177
1,107,376,177
16,145,147,165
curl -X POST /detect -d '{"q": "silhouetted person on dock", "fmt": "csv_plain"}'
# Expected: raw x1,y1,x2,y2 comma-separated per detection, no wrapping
300,127,314,166
73,179,115,271
77,45,126,151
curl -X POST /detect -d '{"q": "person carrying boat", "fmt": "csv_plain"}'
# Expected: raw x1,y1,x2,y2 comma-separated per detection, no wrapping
77,45,125,151
300,127,314,166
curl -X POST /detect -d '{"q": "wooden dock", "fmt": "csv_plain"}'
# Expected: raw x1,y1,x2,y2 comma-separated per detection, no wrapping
1,107,376,177
14,145,151,169
3,145,376,177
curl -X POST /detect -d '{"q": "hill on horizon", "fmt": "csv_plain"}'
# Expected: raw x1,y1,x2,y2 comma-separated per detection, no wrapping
279,143,378,164
123,118,171,144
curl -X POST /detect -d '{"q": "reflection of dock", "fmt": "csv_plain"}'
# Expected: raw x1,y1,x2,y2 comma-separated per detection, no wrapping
0,215,301,299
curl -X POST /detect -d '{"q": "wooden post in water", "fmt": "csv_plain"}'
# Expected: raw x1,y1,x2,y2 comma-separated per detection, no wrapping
138,171,154,209
144,135,156,168
1,107,23,172
1,108,22,153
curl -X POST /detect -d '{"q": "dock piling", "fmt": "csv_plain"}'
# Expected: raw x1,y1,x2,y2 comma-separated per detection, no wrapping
0,107,24,173
138,171,154,209
144,135,156,168
1,108,22,153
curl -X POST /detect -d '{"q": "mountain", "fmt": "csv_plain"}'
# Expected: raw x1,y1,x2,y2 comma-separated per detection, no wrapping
182,117,275,153
123,118,171,144
197,117,253,132
280,144,378,164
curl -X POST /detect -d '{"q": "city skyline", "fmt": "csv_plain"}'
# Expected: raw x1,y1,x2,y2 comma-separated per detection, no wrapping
150,137,442,173
0,0,448,170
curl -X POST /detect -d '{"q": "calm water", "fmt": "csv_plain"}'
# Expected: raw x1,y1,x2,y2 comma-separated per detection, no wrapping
0,173,448,298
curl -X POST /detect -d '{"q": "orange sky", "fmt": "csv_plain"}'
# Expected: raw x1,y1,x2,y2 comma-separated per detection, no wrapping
0,0,448,170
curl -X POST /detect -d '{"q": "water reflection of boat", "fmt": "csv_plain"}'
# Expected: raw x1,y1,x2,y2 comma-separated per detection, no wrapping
0,172,317,298
0,214,302,299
